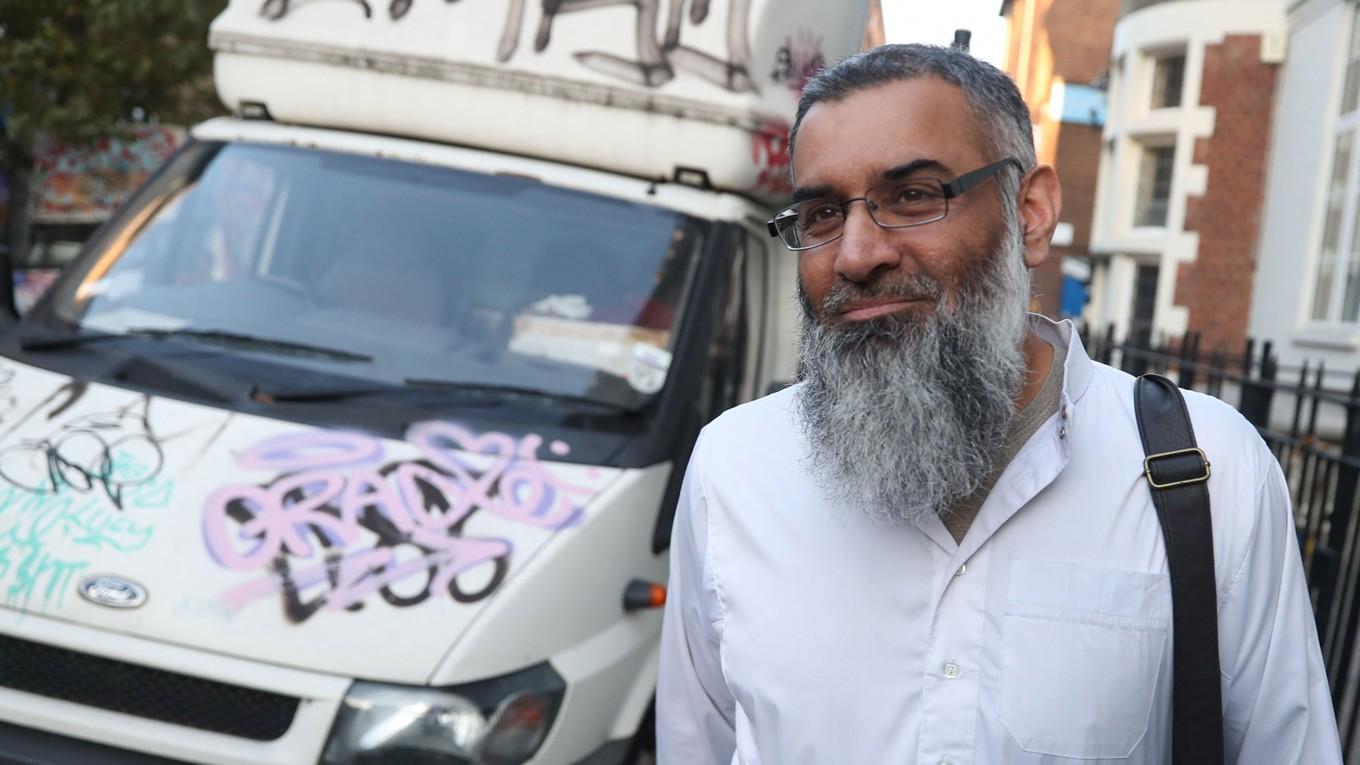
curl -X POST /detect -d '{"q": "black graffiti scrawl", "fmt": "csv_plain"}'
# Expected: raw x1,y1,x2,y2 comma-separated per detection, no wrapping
259,0,758,93
0,383,163,510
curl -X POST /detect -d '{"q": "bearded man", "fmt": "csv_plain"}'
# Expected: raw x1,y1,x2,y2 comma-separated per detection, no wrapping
656,44,1341,764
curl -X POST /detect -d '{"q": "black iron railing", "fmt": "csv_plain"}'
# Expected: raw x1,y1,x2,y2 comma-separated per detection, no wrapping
1085,324,1360,754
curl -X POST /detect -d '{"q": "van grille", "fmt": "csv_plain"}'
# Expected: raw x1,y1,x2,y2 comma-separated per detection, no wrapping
0,633,299,741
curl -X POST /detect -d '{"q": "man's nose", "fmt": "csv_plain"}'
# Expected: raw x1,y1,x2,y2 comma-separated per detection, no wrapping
834,201,903,283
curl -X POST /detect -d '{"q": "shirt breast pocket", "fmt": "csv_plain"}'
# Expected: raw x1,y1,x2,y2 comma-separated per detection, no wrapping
1000,559,1171,760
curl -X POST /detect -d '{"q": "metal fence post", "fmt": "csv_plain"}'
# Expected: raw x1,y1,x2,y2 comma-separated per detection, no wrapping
1317,371,1360,700
1206,350,1223,399
1099,323,1115,366
1240,341,1277,428
1128,327,1150,377
1178,331,1200,390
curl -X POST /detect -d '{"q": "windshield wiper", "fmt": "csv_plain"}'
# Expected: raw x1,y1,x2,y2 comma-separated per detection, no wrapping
402,379,637,412
257,378,635,413
20,327,372,363
252,381,441,404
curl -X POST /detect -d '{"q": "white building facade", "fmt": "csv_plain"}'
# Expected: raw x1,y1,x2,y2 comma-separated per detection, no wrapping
1250,0,1360,374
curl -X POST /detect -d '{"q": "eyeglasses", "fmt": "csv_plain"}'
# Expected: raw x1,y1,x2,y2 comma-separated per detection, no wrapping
766,158,1026,252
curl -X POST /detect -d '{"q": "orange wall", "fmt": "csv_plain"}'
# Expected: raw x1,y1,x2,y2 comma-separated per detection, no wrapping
1004,0,1119,317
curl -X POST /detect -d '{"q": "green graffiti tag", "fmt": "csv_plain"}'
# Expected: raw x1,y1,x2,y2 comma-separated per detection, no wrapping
0,456,169,612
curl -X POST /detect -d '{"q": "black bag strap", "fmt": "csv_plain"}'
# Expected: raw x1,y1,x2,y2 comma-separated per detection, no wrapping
1134,373,1224,765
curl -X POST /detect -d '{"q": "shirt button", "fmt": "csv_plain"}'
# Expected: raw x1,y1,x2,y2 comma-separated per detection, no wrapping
942,660,961,679
955,563,967,577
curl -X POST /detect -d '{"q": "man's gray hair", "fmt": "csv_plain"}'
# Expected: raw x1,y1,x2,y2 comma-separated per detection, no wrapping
790,44,1036,209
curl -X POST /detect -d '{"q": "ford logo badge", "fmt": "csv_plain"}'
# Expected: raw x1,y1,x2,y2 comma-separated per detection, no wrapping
77,575,148,610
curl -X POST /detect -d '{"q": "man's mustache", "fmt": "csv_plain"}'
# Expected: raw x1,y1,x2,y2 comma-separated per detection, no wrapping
818,273,945,316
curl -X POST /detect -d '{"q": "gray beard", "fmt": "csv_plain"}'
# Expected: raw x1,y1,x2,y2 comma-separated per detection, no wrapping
795,230,1032,527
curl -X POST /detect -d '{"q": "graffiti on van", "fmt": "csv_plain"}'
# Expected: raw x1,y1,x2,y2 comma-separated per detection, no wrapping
0,368,18,425
751,118,792,196
537,0,756,93
0,391,166,510
258,0,758,93
770,30,826,96
0,481,162,612
0,374,237,612
0,379,232,499
205,423,596,623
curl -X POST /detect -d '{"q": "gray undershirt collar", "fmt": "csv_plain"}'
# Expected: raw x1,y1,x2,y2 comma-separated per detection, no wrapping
941,339,1067,543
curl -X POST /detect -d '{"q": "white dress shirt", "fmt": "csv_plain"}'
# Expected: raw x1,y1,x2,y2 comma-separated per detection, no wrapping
657,316,1341,765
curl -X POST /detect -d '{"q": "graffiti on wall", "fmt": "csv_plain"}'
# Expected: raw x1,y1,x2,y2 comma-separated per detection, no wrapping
204,422,597,623
0,378,179,611
33,127,182,224
259,0,758,93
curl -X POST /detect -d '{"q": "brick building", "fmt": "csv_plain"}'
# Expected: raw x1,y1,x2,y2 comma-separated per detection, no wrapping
1084,0,1286,353
1001,0,1120,319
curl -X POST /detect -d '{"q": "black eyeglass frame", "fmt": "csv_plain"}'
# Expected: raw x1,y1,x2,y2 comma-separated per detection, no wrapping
766,157,1027,252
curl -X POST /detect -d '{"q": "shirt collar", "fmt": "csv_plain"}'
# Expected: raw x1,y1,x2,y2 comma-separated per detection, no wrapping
1028,313,1094,410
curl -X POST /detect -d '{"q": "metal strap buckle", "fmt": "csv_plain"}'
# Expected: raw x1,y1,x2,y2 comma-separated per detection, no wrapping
1143,447,1212,489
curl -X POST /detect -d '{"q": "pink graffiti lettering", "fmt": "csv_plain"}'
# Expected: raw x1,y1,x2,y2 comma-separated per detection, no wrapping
202,472,358,570
203,422,597,622
407,422,592,529
235,430,383,472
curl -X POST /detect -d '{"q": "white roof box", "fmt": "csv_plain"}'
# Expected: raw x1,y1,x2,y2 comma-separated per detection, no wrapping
209,0,870,203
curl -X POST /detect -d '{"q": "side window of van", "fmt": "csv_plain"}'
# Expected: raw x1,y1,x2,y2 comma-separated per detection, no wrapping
695,234,750,423
741,228,770,402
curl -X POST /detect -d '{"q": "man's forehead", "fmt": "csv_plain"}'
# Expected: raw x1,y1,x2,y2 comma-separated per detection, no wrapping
791,77,990,191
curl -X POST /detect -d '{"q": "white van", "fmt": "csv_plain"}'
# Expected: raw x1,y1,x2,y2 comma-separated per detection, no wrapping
0,2,866,763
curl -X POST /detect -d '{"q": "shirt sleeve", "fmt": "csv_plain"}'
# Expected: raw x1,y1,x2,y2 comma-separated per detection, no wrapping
656,439,737,765
1219,446,1342,764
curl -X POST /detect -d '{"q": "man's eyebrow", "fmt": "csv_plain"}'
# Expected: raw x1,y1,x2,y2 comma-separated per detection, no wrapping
881,158,951,181
790,159,954,203
790,184,838,204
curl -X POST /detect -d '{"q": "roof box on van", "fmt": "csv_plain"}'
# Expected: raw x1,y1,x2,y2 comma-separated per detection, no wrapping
209,0,870,203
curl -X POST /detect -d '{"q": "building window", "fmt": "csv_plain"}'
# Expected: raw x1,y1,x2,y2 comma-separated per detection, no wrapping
1311,10,1360,323
1344,15,1360,114
1129,262,1160,342
1150,52,1186,109
1135,143,1175,228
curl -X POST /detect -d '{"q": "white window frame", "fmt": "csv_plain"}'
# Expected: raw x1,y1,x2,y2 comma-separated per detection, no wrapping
1309,7,1360,327
1148,49,1187,111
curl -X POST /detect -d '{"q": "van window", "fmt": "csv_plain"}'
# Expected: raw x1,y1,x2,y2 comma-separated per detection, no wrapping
35,142,706,411
696,238,749,422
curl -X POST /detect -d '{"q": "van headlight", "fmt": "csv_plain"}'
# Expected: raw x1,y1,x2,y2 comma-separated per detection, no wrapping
320,662,566,764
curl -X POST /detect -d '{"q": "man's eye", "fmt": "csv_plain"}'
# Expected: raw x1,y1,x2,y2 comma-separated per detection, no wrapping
894,186,931,203
804,205,842,224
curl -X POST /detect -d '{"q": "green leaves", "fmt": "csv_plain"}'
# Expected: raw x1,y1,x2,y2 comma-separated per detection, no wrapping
0,0,227,160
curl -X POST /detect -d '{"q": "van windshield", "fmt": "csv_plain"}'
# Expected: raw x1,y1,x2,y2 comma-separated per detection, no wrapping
30,142,705,411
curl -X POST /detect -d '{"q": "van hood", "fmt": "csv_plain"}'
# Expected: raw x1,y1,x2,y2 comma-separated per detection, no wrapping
0,360,620,683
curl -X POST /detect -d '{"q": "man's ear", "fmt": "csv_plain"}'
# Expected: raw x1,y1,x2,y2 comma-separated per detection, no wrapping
1017,164,1062,269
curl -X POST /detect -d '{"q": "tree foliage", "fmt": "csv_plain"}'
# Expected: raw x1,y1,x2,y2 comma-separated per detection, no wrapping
1,0,226,154
0,0,228,253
